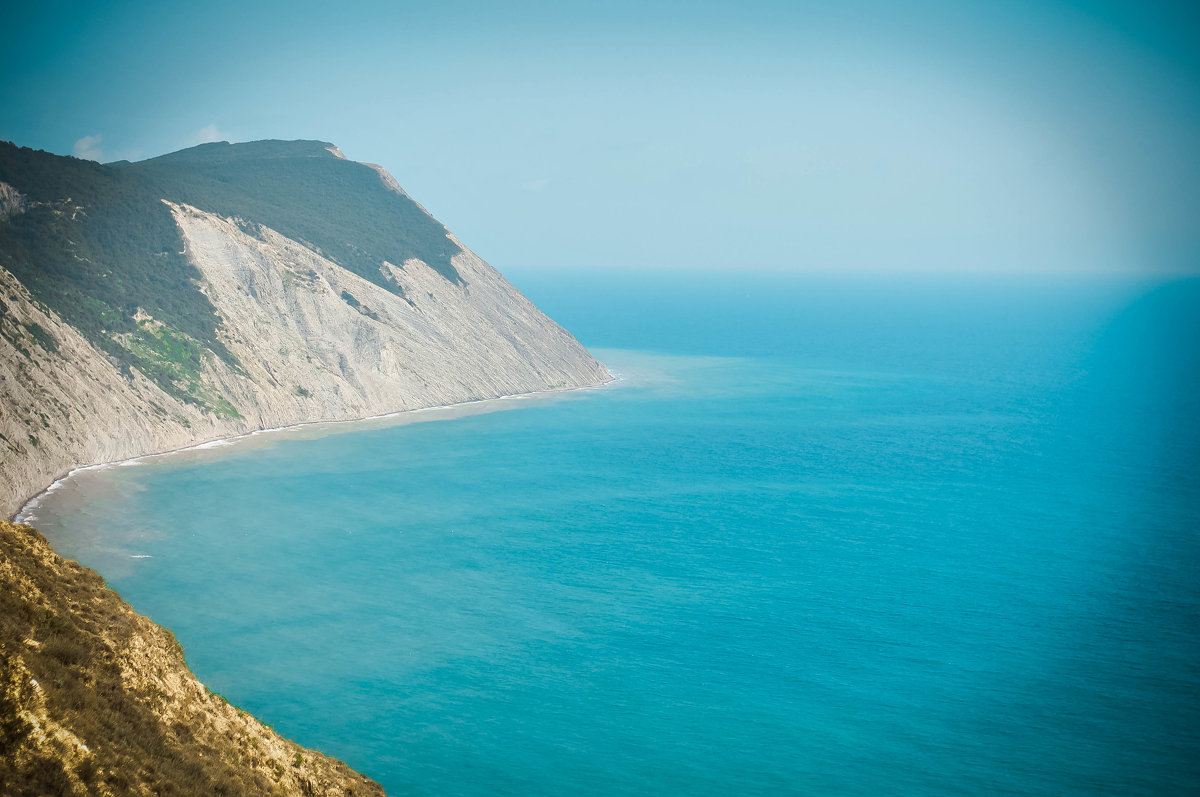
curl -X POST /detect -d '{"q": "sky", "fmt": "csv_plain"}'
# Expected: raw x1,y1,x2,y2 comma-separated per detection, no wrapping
2,0,1198,275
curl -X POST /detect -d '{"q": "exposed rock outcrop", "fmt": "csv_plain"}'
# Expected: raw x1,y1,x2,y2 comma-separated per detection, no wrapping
168,201,607,426
0,199,608,518
0,182,25,221
0,265,225,518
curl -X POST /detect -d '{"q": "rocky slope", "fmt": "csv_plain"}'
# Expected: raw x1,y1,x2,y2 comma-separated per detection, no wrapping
0,140,609,517
0,139,610,793
0,520,384,796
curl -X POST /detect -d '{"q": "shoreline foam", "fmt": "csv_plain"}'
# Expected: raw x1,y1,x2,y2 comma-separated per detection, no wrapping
13,375,618,524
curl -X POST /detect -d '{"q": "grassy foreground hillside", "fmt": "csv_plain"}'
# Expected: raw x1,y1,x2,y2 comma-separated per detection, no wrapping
0,521,384,796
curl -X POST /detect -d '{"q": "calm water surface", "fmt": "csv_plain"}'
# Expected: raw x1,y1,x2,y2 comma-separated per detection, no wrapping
29,273,1200,795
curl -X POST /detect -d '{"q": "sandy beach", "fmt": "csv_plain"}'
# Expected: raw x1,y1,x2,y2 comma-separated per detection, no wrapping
14,376,617,526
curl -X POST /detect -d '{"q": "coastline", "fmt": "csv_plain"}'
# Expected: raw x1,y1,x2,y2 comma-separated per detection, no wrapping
14,374,618,524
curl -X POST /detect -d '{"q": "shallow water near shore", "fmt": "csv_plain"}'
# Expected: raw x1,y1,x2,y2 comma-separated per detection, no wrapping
29,272,1200,795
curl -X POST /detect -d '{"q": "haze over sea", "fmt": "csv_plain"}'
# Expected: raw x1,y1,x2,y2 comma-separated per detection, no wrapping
26,271,1200,795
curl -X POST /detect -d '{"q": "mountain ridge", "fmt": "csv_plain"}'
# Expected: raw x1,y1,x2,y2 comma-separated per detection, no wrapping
131,139,342,164
0,137,610,793
0,138,610,519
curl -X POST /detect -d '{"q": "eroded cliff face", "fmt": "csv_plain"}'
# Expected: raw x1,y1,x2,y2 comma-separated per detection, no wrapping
0,198,607,518
0,142,609,795
0,182,25,221
168,201,607,425
0,266,226,518
0,521,385,796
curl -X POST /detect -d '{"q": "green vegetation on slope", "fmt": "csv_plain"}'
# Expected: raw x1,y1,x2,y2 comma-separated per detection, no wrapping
130,140,462,286
0,139,463,416
0,143,234,362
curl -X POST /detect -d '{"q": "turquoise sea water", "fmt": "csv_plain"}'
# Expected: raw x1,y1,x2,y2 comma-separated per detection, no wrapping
28,273,1200,795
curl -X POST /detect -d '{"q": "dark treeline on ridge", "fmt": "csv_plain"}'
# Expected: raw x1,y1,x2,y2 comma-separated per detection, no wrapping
0,140,462,410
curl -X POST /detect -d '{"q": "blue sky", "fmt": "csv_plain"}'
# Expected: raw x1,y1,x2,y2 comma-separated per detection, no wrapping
2,0,1198,274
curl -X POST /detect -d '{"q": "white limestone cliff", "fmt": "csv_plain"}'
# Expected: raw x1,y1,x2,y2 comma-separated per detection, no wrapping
0,204,608,517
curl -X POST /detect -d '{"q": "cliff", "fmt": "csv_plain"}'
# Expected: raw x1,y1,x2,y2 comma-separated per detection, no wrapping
0,140,609,517
0,139,610,793
0,521,384,796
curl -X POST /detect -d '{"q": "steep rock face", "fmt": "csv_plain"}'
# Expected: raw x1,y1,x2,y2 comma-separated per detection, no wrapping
0,140,608,794
167,201,608,427
0,521,385,796
0,140,610,518
0,200,607,519
0,266,226,518
0,182,24,220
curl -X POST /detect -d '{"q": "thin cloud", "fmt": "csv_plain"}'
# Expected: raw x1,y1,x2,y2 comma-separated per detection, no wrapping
73,134,105,162
523,178,551,191
184,124,228,147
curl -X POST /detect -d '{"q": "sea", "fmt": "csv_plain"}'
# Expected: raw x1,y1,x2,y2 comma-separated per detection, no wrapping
22,270,1200,795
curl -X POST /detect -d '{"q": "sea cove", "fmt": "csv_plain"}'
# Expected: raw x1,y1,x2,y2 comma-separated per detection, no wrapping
25,273,1200,795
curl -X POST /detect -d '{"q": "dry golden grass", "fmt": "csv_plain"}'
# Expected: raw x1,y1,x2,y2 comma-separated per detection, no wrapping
0,521,384,796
